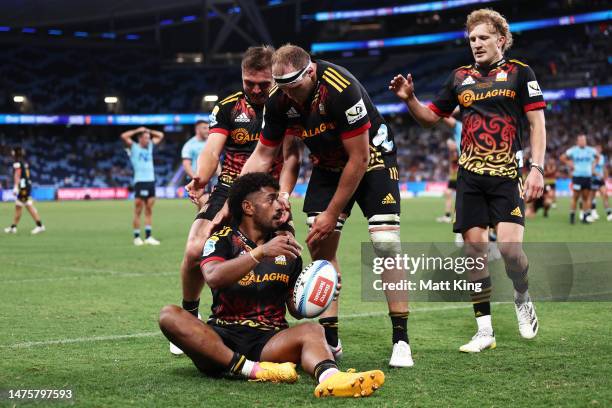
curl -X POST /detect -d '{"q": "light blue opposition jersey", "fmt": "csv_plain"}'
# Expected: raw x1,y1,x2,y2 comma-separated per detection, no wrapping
181,136,206,174
594,154,606,178
565,146,597,178
453,122,462,155
130,143,155,183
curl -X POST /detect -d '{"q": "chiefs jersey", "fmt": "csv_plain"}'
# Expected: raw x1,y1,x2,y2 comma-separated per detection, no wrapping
209,91,283,185
261,59,396,172
200,225,302,330
430,58,546,179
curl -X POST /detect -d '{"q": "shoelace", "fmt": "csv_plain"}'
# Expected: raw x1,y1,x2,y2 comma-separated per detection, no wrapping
517,303,533,323
472,330,493,340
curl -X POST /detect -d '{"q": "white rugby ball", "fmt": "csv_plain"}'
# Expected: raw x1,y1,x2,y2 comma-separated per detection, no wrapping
292,260,338,318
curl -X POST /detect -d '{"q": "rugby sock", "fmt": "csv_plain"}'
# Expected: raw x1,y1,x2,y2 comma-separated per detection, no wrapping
471,277,492,333
10,224,16,228
389,311,409,344
133,229,140,238
570,211,575,224
182,299,200,318
445,212,451,218
592,200,596,209
506,263,529,294
319,317,339,348
145,225,152,239
488,230,497,242
228,352,256,378
36,220,42,227
514,289,530,304
314,360,339,384
606,208,612,216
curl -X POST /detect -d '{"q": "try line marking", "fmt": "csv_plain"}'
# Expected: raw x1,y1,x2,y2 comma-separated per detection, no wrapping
1,304,472,349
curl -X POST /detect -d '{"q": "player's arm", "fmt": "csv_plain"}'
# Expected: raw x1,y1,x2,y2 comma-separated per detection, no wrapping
12,165,21,192
120,127,145,147
182,158,195,179
203,235,301,289
592,151,601,175
523,109,546,202
389,73,442,128
279,135,303,196
306,132,369,245
149,128,164,145
186,133,227,201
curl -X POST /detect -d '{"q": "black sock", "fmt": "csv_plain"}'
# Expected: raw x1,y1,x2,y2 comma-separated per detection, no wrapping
570,211,575,224
445,212,451,218
471,277,492,317
228,352,248,375
36,220,42,227
133,229,140,238
318,317,338,348
11,224,16,228
314,359,338,383
182,299,200,318
506,263,529,294
488,230,497,242
389,312,409,344
592,200,596,210
145,225,152,239
607,208,612,216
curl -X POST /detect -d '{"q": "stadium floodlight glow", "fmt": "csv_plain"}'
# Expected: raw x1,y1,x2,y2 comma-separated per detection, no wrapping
22,27,36,33
203,95,219,102
74,31,89,37
48,29,62,35
0,26,11,32
182,15,197,22
311,0,497,21
126,34,140,40
311,9,612,52
104,96,119,104
13,95,26,103
101,32,116,39
160,19,174,26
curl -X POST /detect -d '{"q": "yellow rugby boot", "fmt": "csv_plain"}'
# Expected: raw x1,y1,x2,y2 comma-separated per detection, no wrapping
314,369,385,398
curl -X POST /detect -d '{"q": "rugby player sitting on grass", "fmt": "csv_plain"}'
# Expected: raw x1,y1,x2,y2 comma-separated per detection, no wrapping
159,172,384,398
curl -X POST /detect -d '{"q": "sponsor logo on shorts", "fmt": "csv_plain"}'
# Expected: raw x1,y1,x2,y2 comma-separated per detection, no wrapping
308,276,334,307
511,206,523,217
382,193,397,205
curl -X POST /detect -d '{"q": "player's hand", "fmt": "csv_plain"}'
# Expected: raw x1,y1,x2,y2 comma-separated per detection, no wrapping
12,186,18,195
203,202,230,238
523,168,544,203
262,234,302,260
136,126,147,133
305,210,338,246
389,73,415,102
186,177,206,205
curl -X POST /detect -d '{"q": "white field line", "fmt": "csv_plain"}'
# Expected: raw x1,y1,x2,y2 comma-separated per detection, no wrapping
1,304,472,349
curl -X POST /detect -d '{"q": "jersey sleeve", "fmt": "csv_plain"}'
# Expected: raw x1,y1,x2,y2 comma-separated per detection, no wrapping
209,102,231,136
565,147,574,159
519,65,546,113
429,71,458,118
181,141,191,160
200,233,233,269
260,94,288,147
327,81,371,139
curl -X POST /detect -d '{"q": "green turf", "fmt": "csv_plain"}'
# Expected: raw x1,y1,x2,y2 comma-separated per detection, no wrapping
1,198,611,407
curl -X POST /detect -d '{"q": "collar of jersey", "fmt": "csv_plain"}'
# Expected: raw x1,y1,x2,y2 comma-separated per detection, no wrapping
475,58,506,74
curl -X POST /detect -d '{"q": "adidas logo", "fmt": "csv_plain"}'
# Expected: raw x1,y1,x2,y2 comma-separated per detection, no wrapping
461,76,475,86
511,207,522,217
382,193,396,205
286,107,300,118
235,112,250,123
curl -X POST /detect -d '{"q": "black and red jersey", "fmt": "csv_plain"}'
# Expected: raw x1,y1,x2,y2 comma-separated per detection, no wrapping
261,60,396,172
200,225,302,331
209,91,283,185
430,58,546,179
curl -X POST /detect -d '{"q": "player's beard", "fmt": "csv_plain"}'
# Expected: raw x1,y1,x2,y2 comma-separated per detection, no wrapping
254,210,283,233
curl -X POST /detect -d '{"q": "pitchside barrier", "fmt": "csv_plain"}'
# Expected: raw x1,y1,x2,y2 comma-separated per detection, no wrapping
1,178,611,202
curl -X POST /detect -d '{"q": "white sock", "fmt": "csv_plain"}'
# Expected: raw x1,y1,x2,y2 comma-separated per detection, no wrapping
476,315,492,334
240,359,256,378
514,289,530,304
318,367,339,384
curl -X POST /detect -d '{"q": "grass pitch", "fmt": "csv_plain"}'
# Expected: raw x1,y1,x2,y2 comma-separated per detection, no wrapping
1,198,611,407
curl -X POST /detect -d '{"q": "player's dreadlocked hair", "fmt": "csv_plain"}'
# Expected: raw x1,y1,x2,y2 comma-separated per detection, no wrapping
466,9,513,52
228,172,279,222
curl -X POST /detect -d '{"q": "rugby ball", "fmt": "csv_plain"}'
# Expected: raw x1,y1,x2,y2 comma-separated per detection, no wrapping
292,260,338,318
